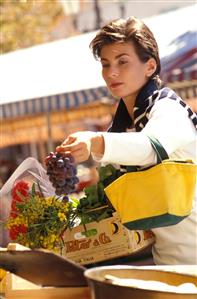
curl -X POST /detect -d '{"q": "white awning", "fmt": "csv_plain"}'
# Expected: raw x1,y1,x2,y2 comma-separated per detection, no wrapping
0,30,110,118
0,30,105,104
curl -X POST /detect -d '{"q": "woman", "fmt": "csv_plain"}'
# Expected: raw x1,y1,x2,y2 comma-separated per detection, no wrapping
57,17,197,265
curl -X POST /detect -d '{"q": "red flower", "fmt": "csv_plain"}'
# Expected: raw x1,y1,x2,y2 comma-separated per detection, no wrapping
9,224,27,240
10,181,30,217
12,181,29,202
10,209,18,218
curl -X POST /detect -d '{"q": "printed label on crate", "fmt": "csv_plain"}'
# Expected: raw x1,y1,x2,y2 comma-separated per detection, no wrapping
62,213,155,265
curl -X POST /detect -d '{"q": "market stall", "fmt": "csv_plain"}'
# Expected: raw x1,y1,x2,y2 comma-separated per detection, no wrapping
0,6,197,298
0,4,196,180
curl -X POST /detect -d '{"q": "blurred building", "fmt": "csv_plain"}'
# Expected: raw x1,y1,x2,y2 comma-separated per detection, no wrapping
59,0,193,33
52,1,193,38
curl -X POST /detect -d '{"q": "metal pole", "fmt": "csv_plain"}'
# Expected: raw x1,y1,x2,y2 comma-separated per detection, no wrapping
93,0,102,30
46,111,53,153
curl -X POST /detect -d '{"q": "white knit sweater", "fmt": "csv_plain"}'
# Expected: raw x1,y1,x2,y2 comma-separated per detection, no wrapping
95,98,197,265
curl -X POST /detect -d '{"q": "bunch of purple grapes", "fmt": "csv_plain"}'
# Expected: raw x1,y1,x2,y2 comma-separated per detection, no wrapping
45,152,79,196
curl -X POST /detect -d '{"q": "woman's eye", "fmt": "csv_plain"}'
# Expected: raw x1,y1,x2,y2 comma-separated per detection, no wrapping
119,59,128,65
102,63,110,68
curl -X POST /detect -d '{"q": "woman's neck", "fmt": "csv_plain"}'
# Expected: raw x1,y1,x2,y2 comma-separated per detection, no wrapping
122,94,136,120
122,80,153,119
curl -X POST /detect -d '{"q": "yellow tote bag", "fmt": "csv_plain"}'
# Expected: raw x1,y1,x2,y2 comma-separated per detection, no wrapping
104,137,197,230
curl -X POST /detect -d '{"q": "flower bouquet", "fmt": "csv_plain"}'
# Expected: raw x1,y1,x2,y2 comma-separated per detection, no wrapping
3,153,118,251
6,180,76,251
0,157,55,247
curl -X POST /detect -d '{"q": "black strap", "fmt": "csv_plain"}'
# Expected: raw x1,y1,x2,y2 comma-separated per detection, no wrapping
148,136,169,163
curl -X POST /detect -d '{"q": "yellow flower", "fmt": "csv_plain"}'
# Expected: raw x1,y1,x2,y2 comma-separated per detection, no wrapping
58,212,66,222
45,197,53,206
50,234,56,243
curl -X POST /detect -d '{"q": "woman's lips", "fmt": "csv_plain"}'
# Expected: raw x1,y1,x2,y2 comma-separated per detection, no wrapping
110,82,123,89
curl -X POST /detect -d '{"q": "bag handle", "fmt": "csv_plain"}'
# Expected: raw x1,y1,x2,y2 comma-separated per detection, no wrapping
148,136,169,163
123,136,169,174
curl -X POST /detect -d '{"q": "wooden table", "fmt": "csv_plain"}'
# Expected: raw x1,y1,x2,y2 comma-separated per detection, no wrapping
5,273,91,299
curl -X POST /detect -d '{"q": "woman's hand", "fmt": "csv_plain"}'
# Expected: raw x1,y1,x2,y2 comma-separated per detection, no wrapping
56,131,104,163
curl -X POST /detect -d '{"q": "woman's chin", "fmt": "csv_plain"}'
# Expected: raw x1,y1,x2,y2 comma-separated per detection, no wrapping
110,90,124,99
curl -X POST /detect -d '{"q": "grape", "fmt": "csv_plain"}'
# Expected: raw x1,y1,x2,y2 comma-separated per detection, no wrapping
57,180,66,187
45,152,78,196
56,159,64,168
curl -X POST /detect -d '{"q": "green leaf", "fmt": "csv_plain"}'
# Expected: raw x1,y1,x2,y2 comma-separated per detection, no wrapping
98,164,117,182
84,185,97,196
84,185,99,204
97,181,105,200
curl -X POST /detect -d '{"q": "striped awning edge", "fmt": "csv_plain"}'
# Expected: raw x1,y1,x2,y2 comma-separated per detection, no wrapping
0,86,109,119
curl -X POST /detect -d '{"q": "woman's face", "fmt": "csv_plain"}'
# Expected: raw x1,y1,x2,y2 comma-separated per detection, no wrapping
100,42,153,103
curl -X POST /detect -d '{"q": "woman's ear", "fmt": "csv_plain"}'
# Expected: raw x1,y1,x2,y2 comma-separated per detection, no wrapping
146,58,157,78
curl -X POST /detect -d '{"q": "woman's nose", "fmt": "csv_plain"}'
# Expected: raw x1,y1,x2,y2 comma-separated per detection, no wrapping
107,67,119,79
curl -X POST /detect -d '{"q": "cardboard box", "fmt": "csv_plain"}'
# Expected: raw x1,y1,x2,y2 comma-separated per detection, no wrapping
62,213,155,265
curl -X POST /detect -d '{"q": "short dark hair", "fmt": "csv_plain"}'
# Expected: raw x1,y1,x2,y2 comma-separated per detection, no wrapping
90,17,161,85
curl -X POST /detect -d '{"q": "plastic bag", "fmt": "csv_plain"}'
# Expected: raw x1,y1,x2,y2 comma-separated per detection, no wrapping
0,157,55,247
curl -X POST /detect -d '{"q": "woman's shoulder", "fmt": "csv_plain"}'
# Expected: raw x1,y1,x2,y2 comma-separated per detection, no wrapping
155,86,195,115
149,93,188,117
150,87,197,130
155,86,184,103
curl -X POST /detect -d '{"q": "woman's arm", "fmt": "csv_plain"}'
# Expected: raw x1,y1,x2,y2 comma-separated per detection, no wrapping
56,99,196,165
97,99,196,165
